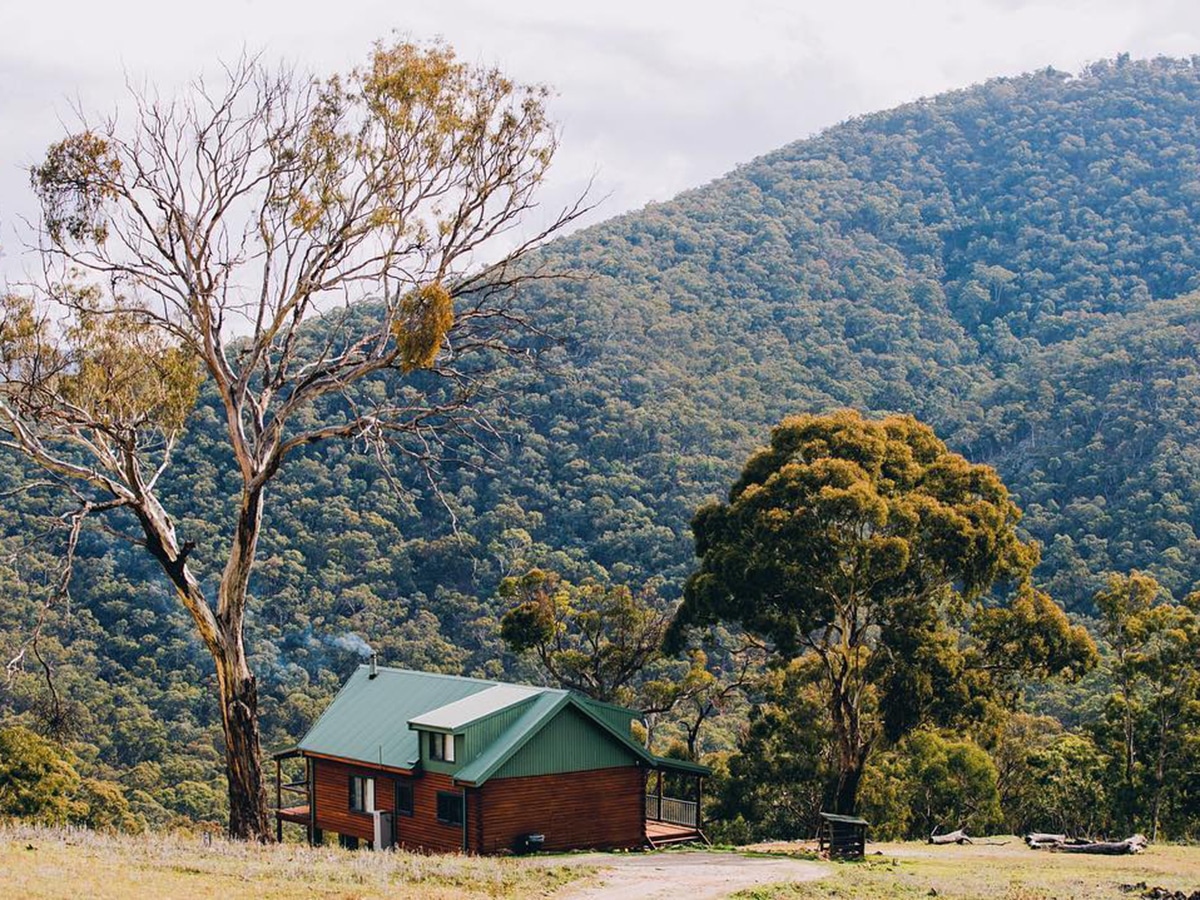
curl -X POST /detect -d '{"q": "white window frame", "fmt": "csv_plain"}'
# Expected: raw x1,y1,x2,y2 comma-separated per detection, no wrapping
350,775,375,813
430,732,456,763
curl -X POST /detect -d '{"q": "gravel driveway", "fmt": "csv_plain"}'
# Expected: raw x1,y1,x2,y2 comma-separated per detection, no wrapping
544,850,828,900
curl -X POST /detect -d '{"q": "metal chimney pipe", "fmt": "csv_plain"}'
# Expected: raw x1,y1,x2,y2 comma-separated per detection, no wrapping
369,651,378,679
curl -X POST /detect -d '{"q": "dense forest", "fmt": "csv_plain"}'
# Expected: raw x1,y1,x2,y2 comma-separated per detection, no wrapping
3,55,1200,838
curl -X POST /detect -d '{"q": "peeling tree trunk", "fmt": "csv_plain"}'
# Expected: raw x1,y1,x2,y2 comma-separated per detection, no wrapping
212,485,271,841
213,629,270,842
134,485,273,841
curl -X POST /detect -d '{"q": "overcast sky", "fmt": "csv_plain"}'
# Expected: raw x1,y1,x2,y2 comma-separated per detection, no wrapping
3,0,1200,278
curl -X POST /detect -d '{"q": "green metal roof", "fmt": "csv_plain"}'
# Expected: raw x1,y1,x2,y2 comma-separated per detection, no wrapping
452,693,688,785
297,666,496,768
649,754,712,776
296,664,713,783
820,812,869,825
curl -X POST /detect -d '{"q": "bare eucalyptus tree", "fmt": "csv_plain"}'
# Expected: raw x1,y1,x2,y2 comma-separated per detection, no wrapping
0,41,586,839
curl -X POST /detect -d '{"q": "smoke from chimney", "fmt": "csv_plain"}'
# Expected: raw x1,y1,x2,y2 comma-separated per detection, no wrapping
331,632,373,657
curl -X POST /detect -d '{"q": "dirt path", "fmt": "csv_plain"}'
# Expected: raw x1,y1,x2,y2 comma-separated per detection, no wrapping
544,851,828,900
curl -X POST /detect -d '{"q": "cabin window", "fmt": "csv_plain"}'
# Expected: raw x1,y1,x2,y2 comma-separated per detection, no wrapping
395,778,414,817
429,732,456,763
349,775,375,813
436,791,463,826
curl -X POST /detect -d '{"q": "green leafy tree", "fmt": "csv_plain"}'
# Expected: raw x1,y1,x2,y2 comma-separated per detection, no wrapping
1094,573,1200,838
859,730,1002,840
668,410,1094,813
75,778,144,834
1022,733,1113,838
706,658,834,842
498,567,757,754
0,725,141,832
0,725,81,825
990,713,1064,833
499,569,674,704
1138,592,1199,840
670,638,764,760
1094,572,1162,808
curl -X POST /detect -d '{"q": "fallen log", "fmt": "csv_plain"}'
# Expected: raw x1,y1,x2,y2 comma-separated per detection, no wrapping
1053,834,1148,855
1026,832,1067,848
929,829,973,845
1130,886,1200,900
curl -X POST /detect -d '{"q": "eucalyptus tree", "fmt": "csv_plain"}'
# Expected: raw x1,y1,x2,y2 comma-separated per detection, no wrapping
667,410,1095,814
1094,572,1200,838
0,41,586,840
498,568,675,705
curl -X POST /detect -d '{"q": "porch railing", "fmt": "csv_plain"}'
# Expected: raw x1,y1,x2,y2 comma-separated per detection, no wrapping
646,793,698,828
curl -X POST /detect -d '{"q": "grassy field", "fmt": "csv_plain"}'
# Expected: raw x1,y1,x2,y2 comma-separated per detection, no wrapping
736,838,1200,900
0,825,587,900
4,826,1197,900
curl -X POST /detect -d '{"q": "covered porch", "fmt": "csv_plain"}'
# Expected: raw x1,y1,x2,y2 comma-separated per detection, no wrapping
645,756,710,847
271,748,317,843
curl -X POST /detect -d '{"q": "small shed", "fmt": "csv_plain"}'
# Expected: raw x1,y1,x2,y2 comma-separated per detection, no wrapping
818,812,868,859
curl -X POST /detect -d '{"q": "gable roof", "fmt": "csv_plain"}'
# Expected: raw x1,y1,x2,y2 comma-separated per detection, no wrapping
451,690,569,785
297,666,498,769
295,664,711,783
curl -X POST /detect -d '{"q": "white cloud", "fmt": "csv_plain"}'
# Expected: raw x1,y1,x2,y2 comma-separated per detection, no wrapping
3,0,1200,278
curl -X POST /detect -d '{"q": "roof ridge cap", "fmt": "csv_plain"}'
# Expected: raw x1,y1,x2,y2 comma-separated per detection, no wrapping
362,665,572,694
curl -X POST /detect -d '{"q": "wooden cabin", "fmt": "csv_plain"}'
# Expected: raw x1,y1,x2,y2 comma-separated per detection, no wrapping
273,661,710,853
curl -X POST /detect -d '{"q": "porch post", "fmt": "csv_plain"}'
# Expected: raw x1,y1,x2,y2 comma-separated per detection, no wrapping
275,757,283,842
656,770,663,821
307,757,317,846
696,776,703,831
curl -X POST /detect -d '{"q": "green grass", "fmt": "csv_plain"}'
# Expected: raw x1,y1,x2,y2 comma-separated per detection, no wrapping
0,824,587,900
732,838,1200,900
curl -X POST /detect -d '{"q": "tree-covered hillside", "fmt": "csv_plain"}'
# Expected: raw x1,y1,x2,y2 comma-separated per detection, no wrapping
5,55,1200,826
484,54,1200,606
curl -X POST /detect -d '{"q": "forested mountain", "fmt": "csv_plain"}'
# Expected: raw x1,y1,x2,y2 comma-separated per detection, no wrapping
5,55,1200,827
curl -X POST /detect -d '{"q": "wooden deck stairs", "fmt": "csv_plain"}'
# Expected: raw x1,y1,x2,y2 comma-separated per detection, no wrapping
646,819,711,848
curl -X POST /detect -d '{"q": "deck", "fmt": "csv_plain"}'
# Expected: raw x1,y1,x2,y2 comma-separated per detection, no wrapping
275,805,311,825
645,787,709,848
646,819,706,847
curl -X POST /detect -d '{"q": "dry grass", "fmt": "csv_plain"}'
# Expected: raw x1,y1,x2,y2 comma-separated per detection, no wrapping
0,824,587,900
5,826,1195,900
733,837,1200,900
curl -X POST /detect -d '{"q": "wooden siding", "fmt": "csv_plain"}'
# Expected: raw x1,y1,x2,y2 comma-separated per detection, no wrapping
311,757,395,842
478,765,645,853
311,755,646,854
311,759,466,852
398,770,467,853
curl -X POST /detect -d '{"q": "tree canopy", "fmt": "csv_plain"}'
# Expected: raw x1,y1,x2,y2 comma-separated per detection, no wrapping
669,410,1094,812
